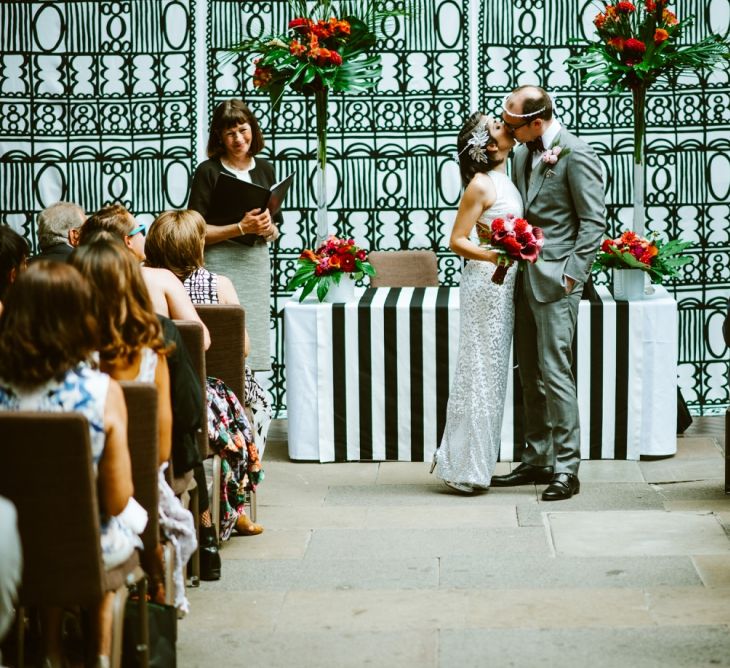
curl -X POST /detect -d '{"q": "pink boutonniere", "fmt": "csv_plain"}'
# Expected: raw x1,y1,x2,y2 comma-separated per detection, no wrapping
541,143,571,165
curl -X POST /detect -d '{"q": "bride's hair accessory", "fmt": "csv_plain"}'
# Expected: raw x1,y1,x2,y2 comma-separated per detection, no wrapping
457,116,492,164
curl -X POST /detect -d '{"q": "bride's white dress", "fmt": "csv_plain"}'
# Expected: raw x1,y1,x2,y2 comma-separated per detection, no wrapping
434,170,524,487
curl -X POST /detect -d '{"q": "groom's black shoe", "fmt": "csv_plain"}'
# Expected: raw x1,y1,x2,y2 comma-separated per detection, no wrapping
490,462,554,487
541,473,580,501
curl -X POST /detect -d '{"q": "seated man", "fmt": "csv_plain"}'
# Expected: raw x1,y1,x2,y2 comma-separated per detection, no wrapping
31,202,85,263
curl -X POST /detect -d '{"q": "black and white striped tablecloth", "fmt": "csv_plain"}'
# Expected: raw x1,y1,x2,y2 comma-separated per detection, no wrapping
284,286,677,463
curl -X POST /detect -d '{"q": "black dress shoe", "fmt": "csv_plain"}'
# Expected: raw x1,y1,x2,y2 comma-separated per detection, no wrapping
199,525,222,581
541,473,580,501
490,462,554,487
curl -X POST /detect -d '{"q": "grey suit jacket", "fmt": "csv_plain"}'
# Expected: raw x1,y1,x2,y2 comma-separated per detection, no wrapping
513,129,606,303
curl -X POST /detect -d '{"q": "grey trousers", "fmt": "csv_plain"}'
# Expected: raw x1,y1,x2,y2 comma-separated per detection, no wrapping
514,270,582,475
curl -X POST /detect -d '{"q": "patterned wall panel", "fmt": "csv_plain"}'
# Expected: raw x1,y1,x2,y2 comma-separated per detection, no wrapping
477,0,730,415
1,0,728,415
0,0,198,235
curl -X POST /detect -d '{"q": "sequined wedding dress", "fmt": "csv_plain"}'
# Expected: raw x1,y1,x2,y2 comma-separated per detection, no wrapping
434,170,524,488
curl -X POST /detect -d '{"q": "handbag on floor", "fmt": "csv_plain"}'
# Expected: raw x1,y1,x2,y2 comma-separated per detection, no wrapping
677,388,693,434
122,598,177,668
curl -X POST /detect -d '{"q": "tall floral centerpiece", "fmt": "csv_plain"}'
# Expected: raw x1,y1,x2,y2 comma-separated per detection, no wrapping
568,1,729,235
230,1,405,245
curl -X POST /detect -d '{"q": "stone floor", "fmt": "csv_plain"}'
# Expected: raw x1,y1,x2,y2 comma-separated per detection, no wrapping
178,420,730,668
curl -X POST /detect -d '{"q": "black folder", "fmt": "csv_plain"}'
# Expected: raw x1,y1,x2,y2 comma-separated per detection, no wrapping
207,171,294,245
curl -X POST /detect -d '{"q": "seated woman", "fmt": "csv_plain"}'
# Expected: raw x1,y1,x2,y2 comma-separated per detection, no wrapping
0,226,30,315
0,261,139,666
78,204,211,350
145,209,270,539
69,239,196,611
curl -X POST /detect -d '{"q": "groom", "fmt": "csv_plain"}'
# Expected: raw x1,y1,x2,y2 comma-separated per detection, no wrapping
490,86,606,500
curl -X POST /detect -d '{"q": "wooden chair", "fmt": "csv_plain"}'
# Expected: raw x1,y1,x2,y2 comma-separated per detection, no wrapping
368,250,439,288
0,413,149,668
195,304,258,524
118,381,180,600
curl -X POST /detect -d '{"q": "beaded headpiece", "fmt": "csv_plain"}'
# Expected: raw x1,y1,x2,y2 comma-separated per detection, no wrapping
457,116,492,164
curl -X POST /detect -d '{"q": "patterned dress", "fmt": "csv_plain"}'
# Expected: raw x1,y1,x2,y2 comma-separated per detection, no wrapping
183,266,270,540
0,363,142,568
434,170,524,487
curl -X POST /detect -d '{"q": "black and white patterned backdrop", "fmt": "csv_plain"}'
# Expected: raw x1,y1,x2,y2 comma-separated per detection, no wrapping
1,0,728,416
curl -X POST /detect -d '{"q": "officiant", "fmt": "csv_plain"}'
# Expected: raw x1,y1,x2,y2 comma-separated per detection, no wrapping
188,98,281,371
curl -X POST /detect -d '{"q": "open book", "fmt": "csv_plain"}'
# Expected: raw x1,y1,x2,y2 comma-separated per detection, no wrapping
207,171,294,245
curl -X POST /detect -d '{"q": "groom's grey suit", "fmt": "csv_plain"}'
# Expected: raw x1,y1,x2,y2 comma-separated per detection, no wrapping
512,127,606,475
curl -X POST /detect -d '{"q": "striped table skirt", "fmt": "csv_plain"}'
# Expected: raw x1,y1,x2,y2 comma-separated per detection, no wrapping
284,285,677,463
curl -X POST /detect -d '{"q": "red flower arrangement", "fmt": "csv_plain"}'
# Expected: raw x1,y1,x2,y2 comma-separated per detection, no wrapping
287,235,376,302
476,215,545,285
593,230,692,283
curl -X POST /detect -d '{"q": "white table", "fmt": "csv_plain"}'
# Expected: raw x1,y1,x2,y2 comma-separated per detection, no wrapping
284,286,678,462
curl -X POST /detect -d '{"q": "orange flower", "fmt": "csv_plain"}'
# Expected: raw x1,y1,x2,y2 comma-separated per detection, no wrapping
607,37,626,51
654,28,669,44
328,254,341,268
300,249,319,262
290,39,307,56
662,9,678,25
605,5,618,17
594,12,607,29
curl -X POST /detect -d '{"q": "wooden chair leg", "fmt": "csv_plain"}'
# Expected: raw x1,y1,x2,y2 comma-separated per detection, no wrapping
109,585,129,668
136,576,149,668
15,605,24,668
249,489,257,523
189,484,200,587
211,455,221,541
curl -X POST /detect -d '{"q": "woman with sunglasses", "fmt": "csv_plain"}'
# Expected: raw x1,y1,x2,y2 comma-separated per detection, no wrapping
78,204,210,350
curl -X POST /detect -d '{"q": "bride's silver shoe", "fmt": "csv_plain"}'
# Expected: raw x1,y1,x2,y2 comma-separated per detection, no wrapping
443,480,475,494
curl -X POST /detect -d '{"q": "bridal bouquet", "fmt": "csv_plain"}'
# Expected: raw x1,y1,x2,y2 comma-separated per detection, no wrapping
287,235,376,302
593,229,692,283
476,215,544,285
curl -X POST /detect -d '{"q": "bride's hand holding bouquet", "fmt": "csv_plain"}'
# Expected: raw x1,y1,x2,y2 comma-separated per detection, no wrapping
476,214,545,284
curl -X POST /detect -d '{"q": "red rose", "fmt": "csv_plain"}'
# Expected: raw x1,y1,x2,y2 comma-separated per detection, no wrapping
616,1,636,12
501,236,522,258
289,18,311,33
328,50,343,66
513,218,531,235
601,239,615,253
624,38,646,65
340,254,356,272
491,218,505,233
356,250,366,261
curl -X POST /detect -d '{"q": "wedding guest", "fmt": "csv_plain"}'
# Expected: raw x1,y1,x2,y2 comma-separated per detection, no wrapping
0,496,21,661
0,261,139,666
0,226,29,314
145,209,268,538
188,98,281,371
69,239,197,608
78,204,211,349
31,201,85,263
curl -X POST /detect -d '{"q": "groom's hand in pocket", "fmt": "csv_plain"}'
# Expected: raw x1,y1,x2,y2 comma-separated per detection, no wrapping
563,275,576,294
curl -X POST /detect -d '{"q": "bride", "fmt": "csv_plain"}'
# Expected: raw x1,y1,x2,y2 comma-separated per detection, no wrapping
432,112,523,493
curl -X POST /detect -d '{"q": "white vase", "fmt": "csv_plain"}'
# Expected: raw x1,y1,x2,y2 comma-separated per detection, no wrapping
613,268,646,301
323,275,355,303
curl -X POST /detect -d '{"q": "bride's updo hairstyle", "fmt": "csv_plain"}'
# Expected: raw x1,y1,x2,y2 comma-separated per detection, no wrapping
456,112,503,188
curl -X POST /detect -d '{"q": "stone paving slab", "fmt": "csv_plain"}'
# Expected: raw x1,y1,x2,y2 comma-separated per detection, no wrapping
439,626,730,668
182,589,284,632
646,586,730,625
640,458,725,483
325,483,538,506
439,554,702,589
515,482,665,526
575,460,644,482
548,511,730,557
221,529,312,560
258,504,518,530
692,555,730,587
262,461,380,485
202,557,438,591
654,480,729,503
374,461,511,486
672,437,724,459
304,527,551,561
255,480,330,507
177,629,437,668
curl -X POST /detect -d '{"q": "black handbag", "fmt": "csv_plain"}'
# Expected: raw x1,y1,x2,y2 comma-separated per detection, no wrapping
677,388,693,434
122,599,177,668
